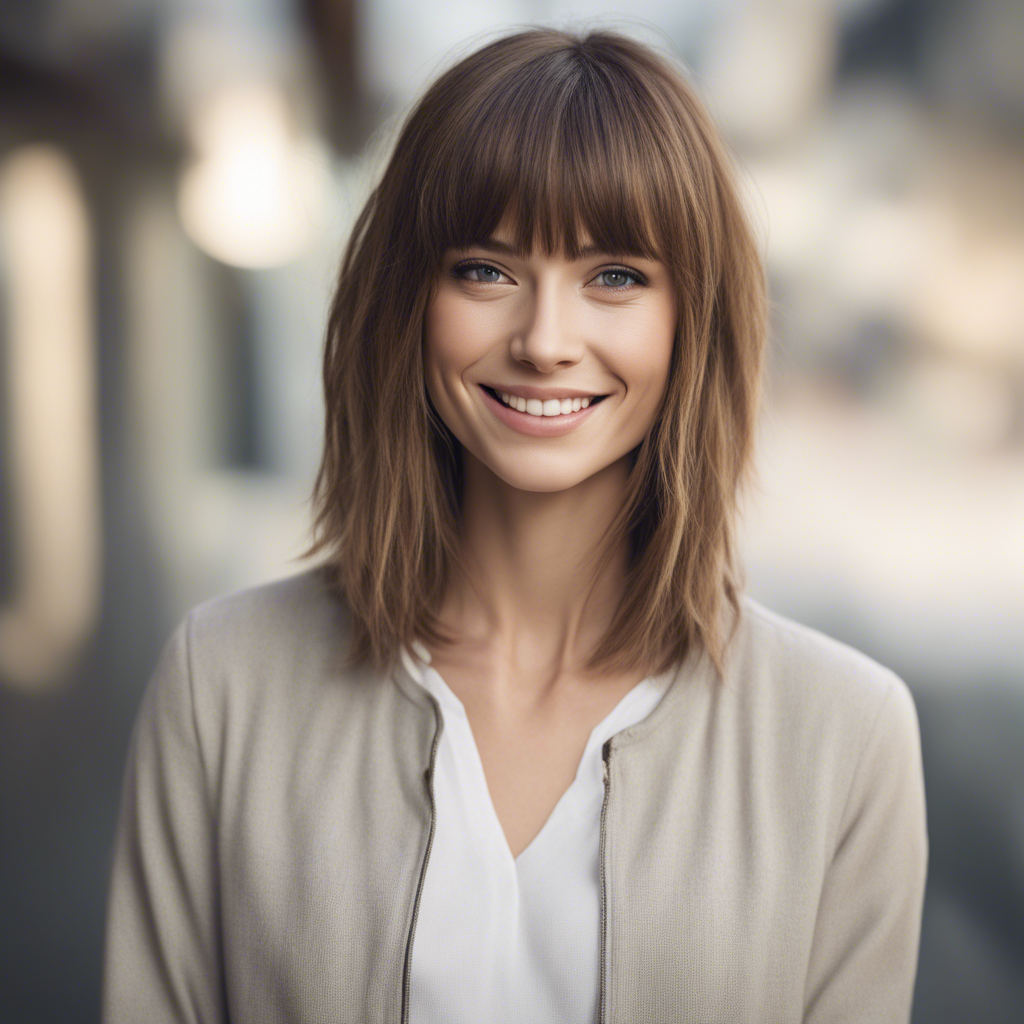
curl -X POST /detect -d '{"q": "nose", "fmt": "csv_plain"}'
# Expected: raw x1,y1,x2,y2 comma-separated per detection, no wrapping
509,276,584,373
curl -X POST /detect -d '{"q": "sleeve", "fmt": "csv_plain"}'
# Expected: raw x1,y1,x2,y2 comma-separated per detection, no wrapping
803,675,929,1024
100,612,229,1023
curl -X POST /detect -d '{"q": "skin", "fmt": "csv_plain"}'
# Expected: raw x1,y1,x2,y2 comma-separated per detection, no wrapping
422,218,677,858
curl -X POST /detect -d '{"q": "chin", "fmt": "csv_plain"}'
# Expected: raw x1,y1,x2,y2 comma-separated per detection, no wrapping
483,458,609,494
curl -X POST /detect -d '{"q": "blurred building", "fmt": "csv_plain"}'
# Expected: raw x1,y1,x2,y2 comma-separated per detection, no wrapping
1,1,1022,1020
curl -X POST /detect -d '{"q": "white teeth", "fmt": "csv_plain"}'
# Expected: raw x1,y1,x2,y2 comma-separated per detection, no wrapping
499,392,528,412
498,391,595,416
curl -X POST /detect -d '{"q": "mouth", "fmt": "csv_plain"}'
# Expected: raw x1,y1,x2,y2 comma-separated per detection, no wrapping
479,385,606,415
477,383,608,437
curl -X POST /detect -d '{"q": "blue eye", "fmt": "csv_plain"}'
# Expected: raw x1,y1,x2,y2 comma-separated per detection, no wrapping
453,262,505,283
597,268,645,289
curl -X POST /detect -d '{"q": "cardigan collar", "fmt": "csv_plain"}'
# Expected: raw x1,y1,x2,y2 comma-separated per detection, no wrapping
388,629,720,755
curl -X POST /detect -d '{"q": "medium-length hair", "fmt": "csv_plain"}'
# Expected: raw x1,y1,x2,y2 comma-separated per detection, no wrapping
301,26,767,680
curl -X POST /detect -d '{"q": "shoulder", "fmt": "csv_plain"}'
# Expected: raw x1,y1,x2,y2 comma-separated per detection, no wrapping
736,597,897,687
183,564,351,664
157,566,372,731
729,595,915,733
721,598,922,818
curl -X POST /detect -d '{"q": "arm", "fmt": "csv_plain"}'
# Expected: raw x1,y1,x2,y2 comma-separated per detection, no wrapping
101,613,229,1023
803,676,929,1023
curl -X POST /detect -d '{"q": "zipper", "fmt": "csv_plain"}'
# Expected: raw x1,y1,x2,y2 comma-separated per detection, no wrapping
598,737,613,1024
401,697,442,1024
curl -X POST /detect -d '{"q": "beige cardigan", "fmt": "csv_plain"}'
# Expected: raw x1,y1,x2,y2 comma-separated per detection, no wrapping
101,566,928,1023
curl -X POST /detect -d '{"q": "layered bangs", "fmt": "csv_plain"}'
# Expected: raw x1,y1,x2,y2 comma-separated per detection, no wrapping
411,45,678,268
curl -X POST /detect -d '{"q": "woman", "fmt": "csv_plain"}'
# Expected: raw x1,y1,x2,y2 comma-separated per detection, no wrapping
101,26,928,1024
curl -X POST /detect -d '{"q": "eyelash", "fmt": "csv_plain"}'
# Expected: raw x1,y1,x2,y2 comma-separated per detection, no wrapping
452,260,648,291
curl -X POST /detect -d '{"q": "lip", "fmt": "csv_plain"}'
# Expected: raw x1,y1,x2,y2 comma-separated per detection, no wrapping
479,384,605,437
482,383,606,401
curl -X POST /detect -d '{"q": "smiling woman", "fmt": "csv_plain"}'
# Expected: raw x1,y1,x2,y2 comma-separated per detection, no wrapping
101,25,927,1024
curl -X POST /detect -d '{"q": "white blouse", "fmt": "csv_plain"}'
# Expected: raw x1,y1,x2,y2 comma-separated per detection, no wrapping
399,640,673,1024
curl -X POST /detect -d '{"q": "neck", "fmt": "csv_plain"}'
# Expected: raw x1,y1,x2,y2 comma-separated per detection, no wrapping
434,450,634,697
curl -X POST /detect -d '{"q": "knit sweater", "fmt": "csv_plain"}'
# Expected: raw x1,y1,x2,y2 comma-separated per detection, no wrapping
101,566,928,1022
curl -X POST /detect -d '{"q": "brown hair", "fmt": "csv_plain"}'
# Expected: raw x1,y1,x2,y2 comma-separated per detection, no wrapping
301,26,767,680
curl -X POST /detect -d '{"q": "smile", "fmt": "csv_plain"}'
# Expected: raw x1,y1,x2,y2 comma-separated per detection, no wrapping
479,385,607,437
483,386,608,417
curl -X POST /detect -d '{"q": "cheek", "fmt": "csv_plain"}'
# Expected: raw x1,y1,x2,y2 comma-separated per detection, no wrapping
423,293,495,424
423,295,458,402
646,296,677,395
424,292,493,378
613,304,676,400
423,295,449,367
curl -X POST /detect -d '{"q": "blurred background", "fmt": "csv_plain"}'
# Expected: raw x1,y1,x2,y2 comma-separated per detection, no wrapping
0,0,1021,1020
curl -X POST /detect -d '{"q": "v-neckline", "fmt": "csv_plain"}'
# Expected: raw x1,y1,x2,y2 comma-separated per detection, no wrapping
420,662,656,868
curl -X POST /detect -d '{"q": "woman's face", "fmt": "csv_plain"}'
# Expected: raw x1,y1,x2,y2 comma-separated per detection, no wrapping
424,221,677,493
